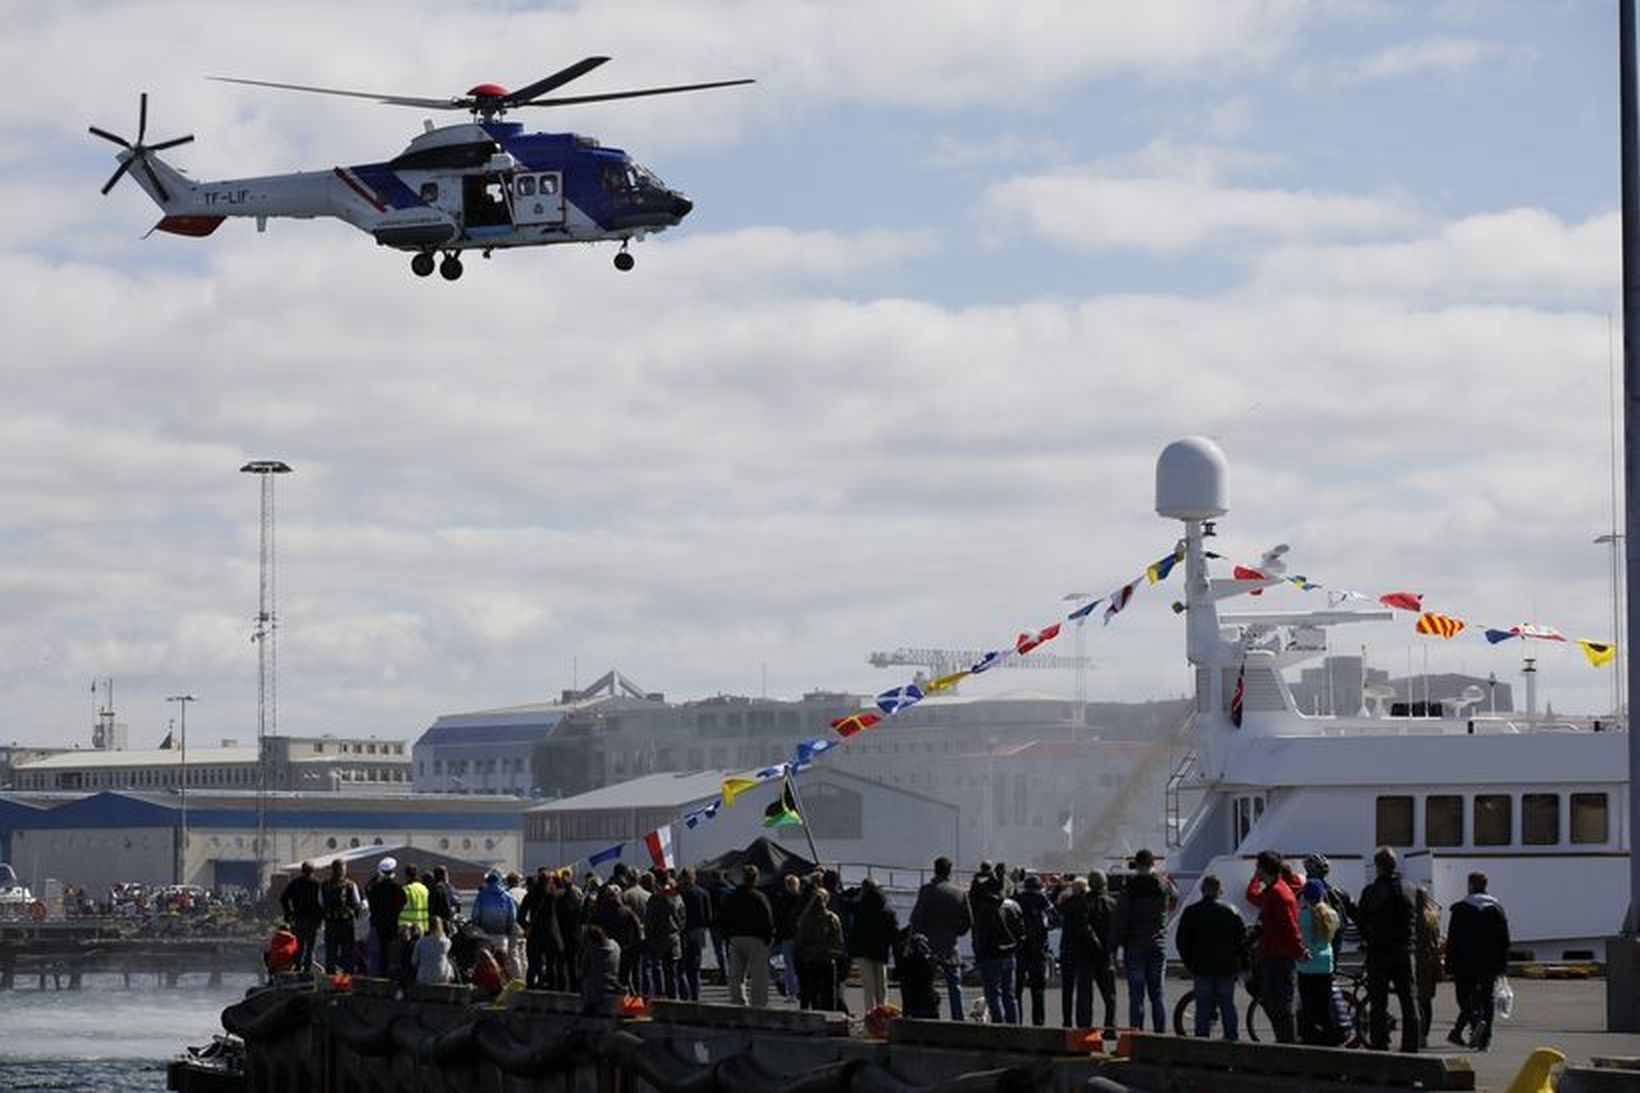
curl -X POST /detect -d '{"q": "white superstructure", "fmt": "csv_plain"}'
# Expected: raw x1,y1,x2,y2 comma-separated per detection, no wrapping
1158,437,1630,962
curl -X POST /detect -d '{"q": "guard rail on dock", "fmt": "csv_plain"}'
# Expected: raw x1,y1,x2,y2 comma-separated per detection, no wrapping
171,978,1494,1093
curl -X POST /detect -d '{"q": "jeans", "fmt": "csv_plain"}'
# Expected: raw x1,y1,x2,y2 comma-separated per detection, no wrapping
366,925,391,977
937,954,965,1021
728,936,770,1007
1259,957,1297,1044
1297,971,1336,1045
291,919,320,973
323,921,355,974
1016,949,1047,1026
1193,973,1238,1040
1124,946,1167,1032
643,954,678,999
1452,974,1496,1044
778,939,801,998
979,956,1018,1023
679,928,706,1000
1367,954,1420,1053
1061,954,1094,1028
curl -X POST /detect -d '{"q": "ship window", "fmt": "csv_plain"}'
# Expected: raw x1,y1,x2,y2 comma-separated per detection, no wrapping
419,181,439,202
1570,793,1609,844
1473,794,1512,846
1522,793,1559,845
1425,795,1463,846
1375,796,1414,847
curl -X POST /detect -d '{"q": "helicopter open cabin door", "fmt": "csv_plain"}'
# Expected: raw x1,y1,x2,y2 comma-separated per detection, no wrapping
509,172,565,228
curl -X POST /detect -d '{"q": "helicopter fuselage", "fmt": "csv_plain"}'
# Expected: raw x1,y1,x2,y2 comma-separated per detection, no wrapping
122,120,693,275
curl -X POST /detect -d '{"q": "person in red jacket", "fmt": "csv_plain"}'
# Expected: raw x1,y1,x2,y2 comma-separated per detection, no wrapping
1245,850,1307,1043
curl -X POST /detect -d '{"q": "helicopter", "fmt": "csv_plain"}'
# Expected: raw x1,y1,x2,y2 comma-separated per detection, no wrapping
89,58,753,279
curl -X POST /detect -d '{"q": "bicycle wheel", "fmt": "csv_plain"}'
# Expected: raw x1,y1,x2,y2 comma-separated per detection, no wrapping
1171,990,1197,1036
1244,997,1265,1043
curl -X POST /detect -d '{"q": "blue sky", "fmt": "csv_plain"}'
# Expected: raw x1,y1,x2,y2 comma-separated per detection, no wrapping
0,0,1627,746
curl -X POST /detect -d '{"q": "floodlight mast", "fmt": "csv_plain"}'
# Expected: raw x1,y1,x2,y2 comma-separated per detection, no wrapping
240,459,291,897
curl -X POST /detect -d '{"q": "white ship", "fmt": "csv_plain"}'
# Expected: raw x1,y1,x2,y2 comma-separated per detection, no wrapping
1157,437,1631,962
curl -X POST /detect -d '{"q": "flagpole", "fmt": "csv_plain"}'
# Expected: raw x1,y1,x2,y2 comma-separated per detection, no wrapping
782,772,824,864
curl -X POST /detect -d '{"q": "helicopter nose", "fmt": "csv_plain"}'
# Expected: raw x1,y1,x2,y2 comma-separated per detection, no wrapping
669,192,693,220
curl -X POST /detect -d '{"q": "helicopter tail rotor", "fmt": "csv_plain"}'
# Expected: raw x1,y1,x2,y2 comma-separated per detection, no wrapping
89,93,195,204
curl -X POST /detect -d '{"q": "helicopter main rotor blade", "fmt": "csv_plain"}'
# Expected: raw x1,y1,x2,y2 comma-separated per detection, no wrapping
500,56,610,106
209,75,459,110
88,125,132,149
147,134,195,152
517,77,755,109
100,159,133,196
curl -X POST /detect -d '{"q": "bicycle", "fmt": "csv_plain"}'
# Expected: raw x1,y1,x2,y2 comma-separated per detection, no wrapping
1171,963,1396,1049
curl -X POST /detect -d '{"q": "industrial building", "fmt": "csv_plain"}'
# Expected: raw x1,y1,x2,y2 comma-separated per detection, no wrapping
521,767,959,874
0,789,525,894
9,734,412,794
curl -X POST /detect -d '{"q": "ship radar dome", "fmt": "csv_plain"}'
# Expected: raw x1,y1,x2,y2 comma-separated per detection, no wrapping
1156,436,1228,520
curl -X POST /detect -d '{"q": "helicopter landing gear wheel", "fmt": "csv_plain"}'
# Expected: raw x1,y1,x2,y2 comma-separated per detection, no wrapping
411,252,435,278
613,249,635,272
439,253,464,281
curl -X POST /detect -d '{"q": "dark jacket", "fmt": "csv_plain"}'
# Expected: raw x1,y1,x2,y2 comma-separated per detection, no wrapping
1014,885,1057,957
773,885,805,943
321,877,360,925
720,884,775,944
678,882,713,932
909,878,971,959
1176,894,1247,977
1357,871,1417,961
366,875,405,935
1445,893,1511,980
556,884,584,953
521,884,564,951
1112,872,1174,954
970,880,1024,960
846,888,900,963
643,891,685,959
591,893,642,951
428,880,459,928
577,937,622,1014
281,874,322,924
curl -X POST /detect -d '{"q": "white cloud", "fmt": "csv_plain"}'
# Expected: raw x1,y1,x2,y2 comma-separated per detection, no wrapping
980,166,1418,253
1250,208,1618,303
1353,36,1501,81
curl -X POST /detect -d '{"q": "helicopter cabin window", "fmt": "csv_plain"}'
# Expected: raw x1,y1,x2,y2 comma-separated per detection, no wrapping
1473,794,1512,846
539,175,558,195
1570,792,1609,844
1375,795,1414,847
419,181,439,203
1425,795,1463,847
517,176,536,197
1521,793,1559,845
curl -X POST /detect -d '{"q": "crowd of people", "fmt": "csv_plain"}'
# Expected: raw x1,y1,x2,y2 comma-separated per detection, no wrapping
263,845,1511,1054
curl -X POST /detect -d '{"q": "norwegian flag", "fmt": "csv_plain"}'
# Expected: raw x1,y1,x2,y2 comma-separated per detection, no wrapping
1016,623,1062,655
1230,661,1246,729
1103,581,1136,625
644,824,675,871
1233,565,1266,596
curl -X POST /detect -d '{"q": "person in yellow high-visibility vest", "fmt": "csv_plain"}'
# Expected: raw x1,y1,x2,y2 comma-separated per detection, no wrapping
400,864,431,938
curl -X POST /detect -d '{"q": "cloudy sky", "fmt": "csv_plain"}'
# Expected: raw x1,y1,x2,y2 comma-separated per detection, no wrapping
0,0,1626,748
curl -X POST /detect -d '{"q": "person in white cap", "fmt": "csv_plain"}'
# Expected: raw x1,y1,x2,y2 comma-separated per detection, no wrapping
366,857,405,977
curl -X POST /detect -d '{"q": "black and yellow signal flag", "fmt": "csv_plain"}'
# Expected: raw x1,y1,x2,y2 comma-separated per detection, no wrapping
763,777,803,828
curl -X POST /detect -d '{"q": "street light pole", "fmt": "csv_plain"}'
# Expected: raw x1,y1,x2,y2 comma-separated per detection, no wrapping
1597,533,1626,719
166,694,197,886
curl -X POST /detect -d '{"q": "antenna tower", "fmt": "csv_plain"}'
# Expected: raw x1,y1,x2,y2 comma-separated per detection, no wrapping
241,459,291,894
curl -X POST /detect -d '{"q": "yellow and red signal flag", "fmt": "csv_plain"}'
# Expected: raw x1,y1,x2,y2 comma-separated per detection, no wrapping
1414,612,1466,639
830,711,882,738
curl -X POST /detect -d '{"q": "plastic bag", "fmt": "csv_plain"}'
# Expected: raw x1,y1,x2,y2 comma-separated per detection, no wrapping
1494,975,1514,1020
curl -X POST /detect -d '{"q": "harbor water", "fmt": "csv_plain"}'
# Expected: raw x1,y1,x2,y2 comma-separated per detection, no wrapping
0,972,256,1091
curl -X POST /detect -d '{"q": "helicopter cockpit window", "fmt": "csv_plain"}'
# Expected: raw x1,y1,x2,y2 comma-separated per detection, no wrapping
517,176,536,197
419,181,439,202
